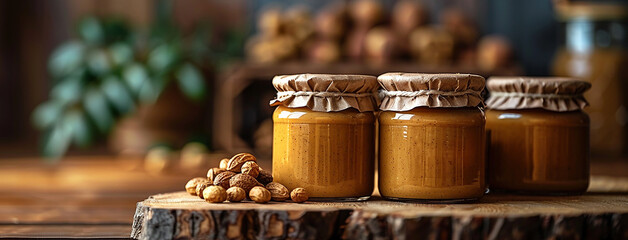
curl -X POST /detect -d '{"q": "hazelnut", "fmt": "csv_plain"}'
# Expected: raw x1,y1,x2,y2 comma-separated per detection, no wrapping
195,181,211,199
230,174,263,193
226,153,257,172
219,158,229,169
266,182,289,201
249,186,271,203
203,185,227,203
290,188,309,203
241,161,260,178
213,171,236,189
185,177,206,196
207,168,226,182
256,169,274,185
226,187,246,202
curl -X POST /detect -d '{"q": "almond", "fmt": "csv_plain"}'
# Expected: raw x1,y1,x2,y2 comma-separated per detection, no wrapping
227,153,256,172
213,171,236,189
229,174,263,192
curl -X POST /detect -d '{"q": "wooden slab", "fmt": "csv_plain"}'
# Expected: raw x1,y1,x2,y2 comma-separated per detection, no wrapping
131,191,628,240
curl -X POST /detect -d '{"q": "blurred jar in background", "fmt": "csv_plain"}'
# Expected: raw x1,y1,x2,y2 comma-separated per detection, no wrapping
553,1,628,157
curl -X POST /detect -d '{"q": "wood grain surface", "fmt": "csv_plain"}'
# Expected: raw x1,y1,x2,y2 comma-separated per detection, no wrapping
132,191,628,240
0,156,626,239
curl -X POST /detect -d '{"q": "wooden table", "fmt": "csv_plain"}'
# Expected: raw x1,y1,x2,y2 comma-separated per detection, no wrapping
0,156,627,239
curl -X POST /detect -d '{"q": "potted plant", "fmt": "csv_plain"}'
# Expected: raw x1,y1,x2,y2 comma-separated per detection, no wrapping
32,14,208,160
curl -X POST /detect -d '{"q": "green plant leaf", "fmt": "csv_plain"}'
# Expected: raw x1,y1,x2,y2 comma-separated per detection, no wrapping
123,63,149,96
78,17,104,45
84,87,113,134
87,49,112,76
102,76,135,114
175,63,205,101
32,100,65,130
65,110,91,147
42,120,72,160
109,43,133,66
48,41,86,78
148,44,179,73
50,77,83,104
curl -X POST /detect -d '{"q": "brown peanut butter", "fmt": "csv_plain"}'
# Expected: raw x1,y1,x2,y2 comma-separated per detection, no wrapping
377,73,487,201
272,106,375,199
379,108,486,200
270,74,379,200
486,109,590,194
485,77,591,194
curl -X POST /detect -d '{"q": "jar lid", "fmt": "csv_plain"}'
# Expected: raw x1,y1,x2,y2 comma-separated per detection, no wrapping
377,72,485,111
486,77,591,112
269,73,379,112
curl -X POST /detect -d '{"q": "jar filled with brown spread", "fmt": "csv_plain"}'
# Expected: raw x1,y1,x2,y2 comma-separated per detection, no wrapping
552,2,628,157
377,73,487,202
270,74,379,201
486,77,591,195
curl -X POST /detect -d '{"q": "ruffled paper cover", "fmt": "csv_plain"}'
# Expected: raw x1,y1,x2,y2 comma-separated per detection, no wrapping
486,77,591,112
377,72,485,111
269,74,379,112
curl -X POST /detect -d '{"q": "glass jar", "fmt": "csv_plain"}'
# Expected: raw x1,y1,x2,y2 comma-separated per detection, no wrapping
485,77,591,195
552,2,628,157
377,73,486,202
270,74,379,201
486,109,589,194
272,106,375,199
379,108,486,201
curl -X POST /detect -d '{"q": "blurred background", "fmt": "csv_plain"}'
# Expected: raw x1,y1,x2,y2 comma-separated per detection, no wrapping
2,0,627,160
1,0,627,237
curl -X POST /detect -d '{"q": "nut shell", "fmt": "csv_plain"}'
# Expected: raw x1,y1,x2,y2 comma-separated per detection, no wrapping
207,168,227,182
291,188,309,203
185,177,206,195
195,181,211,199
226,187,246,202
249,186,271,203
230,174,263,192
241,161,260,178
256,169,274,185
203,185,227,203
219,158,229,169
227,153,257,172
266,182,289,201
213,171,236,189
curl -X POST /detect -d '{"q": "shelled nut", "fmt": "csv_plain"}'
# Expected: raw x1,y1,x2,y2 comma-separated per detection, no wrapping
266,182,289,201
195,181,211,199
291,188,309,203
219,158,229,169
185,177,206,196
230,174,263,192
241,161,260,178
207,168,226,182
203,186,227,203
227,153,257,172
256,169,274,185
226,187,246,202
213,171,236,189
249,186,271,203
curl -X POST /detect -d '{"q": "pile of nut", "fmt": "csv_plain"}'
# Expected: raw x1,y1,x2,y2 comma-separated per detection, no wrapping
185,153,309,203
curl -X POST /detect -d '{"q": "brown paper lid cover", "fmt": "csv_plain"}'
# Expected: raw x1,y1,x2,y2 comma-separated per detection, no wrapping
377,72,485,111
269,74,379,112
486,77,591,112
